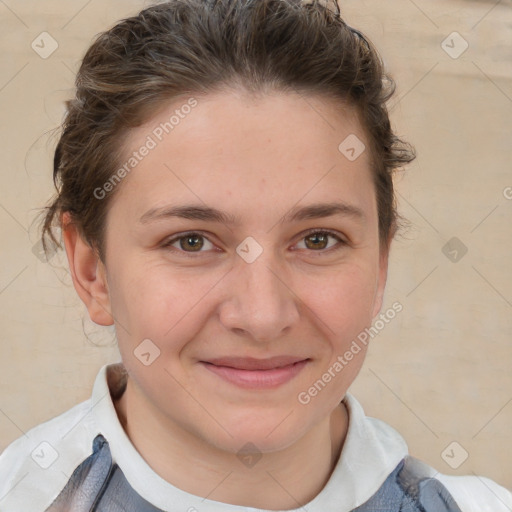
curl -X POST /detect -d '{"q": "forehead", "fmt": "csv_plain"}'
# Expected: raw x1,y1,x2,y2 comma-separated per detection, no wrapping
111,89,376,224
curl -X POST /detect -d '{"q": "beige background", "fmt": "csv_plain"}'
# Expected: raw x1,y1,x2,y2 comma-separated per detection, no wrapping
0,0,511,491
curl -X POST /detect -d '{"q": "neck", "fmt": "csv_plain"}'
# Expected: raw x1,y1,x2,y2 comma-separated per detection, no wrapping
114,377,349,510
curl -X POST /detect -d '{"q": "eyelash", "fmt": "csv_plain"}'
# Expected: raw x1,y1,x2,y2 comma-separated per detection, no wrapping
161,228,347,258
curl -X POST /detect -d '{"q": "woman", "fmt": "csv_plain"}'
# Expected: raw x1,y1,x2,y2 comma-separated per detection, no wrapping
1,0,510,510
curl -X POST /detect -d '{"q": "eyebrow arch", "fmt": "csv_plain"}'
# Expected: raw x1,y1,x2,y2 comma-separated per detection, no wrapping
281,201,366,224
139,201,366,226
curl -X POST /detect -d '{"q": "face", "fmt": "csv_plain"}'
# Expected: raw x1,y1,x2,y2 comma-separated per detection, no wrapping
98,89,388,454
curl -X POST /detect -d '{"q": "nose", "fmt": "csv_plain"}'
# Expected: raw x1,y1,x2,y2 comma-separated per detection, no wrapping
218,253,301,343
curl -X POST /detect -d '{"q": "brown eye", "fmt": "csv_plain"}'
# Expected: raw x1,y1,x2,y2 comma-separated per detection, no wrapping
179,234,204,251
163,232,215,255
295,230,345,254
304,232,330,250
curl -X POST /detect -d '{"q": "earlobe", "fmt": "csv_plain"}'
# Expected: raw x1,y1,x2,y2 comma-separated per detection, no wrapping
61,213,114,326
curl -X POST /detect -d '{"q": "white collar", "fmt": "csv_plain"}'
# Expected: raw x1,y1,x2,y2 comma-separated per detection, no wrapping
93,363,408,512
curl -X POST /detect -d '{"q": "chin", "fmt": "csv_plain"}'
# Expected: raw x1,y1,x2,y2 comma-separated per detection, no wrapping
200,409,313,455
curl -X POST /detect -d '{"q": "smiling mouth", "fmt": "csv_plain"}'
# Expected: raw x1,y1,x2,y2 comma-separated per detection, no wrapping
203,355,309,370
200,356,310,389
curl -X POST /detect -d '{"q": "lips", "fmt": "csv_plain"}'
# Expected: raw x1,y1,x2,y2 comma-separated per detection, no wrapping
200,356,310,389
203,356,309,371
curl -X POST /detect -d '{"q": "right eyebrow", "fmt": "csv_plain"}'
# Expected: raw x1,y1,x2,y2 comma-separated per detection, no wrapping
139,204,239,225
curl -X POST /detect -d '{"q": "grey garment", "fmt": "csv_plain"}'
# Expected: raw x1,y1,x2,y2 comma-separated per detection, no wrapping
45,435,462,512
354,456,462,512
45,435,156,512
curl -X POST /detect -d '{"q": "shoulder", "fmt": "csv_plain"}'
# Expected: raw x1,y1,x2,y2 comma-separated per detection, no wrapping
435,472,512,512
0,398,99,511
400,455,512,512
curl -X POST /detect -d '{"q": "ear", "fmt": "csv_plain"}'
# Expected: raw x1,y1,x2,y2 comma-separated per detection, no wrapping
61,213,113,326
371,239,391,319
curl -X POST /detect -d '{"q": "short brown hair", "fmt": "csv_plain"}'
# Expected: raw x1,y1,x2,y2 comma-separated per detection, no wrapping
41,0,415,260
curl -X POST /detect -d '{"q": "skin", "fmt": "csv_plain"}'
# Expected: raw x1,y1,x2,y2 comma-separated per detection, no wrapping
63,88,390,509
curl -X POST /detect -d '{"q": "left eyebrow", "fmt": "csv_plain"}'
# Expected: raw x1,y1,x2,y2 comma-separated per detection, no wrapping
280,201,366,224
138,201,366,226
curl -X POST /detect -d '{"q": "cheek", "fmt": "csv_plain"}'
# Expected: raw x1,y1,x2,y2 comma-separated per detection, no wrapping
107,261,221,348
297,263,377,338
